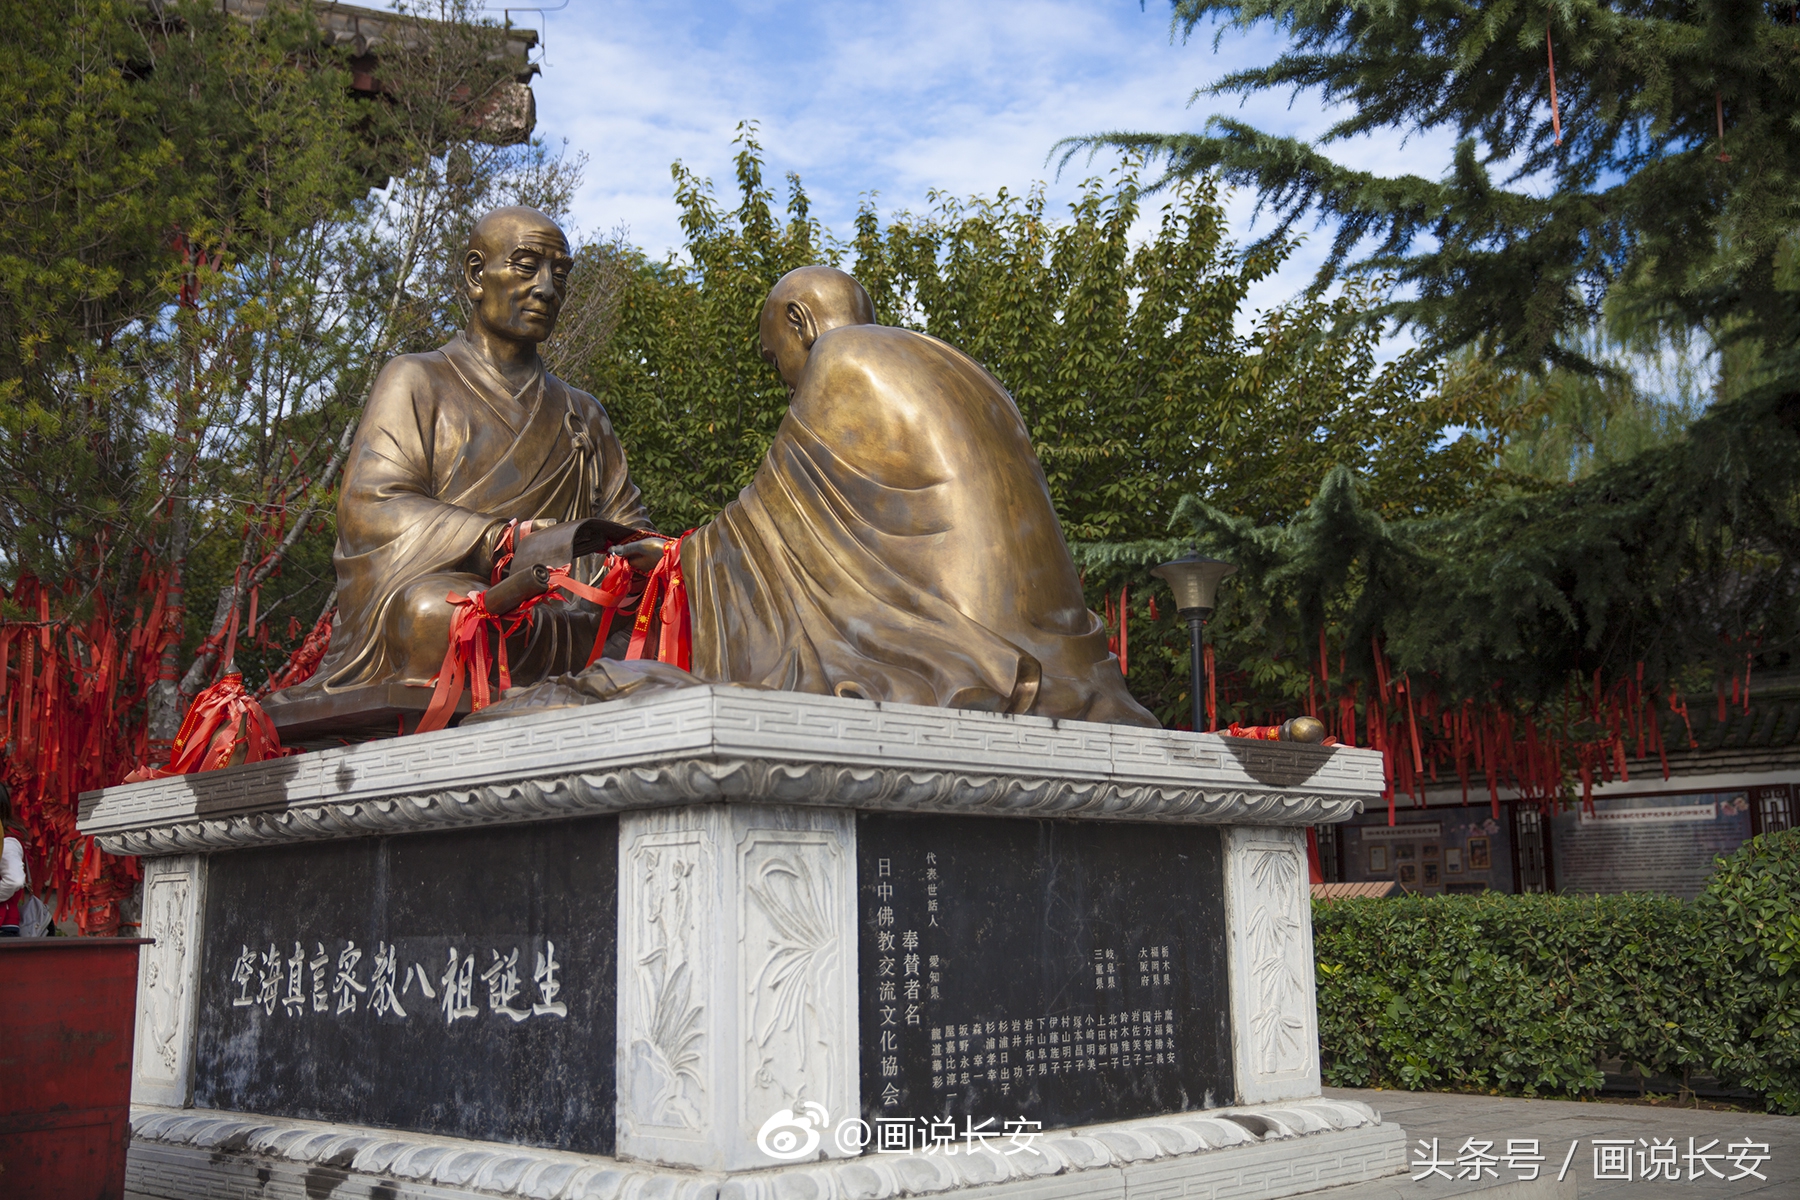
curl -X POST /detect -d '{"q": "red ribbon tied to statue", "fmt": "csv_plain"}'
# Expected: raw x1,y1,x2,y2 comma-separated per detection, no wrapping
124,673,285,781
546,555,636,668
626,534,693,672
418,588,506,734
417,551,642,734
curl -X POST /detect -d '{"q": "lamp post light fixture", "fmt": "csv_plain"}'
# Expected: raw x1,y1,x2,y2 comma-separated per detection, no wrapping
1150,553,1238,734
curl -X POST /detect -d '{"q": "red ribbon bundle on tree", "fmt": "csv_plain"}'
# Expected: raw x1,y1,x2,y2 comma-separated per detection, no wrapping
127,584,289,781
126,673,285,781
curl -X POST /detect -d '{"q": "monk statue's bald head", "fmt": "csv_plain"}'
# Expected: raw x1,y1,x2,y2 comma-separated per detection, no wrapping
759,266,876,391
463,206,574,353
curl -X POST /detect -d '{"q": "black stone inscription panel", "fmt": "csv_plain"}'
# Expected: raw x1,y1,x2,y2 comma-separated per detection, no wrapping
194,817,617,1154
857,815,1231,1133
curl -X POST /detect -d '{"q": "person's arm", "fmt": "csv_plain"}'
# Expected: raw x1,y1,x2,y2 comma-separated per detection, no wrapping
0,837,23,904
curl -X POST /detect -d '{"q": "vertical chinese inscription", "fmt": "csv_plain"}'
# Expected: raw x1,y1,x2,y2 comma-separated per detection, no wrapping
857,814,1232,1131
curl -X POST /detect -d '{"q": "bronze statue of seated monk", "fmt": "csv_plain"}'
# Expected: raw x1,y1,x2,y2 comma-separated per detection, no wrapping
678,266,1156,728
264,207,669,739
271,211,1153,740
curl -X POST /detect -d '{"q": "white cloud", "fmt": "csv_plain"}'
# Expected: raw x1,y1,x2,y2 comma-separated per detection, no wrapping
515,1,1456,338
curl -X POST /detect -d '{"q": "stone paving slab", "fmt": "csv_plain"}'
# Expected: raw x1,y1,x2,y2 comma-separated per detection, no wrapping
1324,1087,1800,1199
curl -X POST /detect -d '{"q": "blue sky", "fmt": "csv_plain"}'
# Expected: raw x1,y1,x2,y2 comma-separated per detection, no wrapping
510,0,1459,324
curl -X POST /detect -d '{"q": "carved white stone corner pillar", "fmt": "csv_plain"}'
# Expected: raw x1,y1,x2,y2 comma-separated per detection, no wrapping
616,804,857,1172
1223,826,1321,1105
133,855,207,1107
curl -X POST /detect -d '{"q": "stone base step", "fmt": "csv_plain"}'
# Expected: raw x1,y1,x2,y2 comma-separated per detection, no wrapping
124,1098,1408,1200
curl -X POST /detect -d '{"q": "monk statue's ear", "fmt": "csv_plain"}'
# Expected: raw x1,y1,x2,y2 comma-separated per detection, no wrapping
464,249,486,299
786,300,819,350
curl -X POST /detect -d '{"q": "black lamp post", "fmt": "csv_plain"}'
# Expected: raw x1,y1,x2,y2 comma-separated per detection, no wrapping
1151,553,1237,733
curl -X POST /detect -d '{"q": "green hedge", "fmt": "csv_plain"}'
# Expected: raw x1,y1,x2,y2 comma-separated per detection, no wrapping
1313,828,1800,1112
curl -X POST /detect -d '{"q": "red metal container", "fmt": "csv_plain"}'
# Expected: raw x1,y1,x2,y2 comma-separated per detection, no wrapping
0,937,150,1200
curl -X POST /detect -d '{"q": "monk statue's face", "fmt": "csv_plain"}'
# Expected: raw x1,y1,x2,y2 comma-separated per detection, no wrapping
464,208,573,347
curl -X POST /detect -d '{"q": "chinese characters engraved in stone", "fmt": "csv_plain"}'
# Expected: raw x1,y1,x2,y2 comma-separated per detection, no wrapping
229,939,569,1024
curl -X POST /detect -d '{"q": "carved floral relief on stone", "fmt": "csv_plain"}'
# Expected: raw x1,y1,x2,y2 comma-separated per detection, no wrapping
742,832,845,1118
138,872,193,1083
625,835,708,1132
1244,845,1309,1075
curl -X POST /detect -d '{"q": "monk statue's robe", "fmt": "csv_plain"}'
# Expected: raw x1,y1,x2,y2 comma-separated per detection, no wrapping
275,334,653,703
682,324,1157,728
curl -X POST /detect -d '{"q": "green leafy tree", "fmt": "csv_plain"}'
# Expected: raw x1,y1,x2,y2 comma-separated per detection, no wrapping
577,141,1513,723
1075,0,1800,373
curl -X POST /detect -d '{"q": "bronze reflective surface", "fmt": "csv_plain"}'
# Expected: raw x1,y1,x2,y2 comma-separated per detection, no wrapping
270,207,656,713
274,229,1153,732
684,266,1155,727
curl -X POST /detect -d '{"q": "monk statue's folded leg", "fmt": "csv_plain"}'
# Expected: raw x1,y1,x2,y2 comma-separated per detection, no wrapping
385,573,487,687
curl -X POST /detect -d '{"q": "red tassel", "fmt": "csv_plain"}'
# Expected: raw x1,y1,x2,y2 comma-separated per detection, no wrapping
1118,585,1129,677
1546,31,1563,146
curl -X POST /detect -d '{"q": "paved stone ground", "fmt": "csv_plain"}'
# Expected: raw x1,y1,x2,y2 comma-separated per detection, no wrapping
1321,1086,1800,1199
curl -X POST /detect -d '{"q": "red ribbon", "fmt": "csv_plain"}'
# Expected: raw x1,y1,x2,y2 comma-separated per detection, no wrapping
547,555,635,667
626,534,693,671
418,551,643,734
1546,30,1562,146
125,672,286,781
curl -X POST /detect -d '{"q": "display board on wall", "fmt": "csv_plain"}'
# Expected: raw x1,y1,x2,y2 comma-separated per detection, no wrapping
1340,809,1511,895
1549,792,1751,898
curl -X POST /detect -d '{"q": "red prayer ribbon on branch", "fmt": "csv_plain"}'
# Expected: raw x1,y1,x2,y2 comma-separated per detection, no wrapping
1546,30,1563,146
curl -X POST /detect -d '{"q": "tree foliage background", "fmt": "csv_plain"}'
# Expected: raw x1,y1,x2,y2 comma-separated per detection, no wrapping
1051,0,1800,742
0,0,580,928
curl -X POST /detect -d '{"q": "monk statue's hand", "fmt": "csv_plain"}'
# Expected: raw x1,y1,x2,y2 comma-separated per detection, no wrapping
617,536,669,573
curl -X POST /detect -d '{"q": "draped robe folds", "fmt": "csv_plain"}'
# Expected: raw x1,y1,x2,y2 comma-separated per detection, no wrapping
276,334,652,700
683,325,1157,728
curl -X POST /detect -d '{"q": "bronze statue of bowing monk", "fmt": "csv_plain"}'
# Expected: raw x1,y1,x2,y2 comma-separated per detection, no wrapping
267,208,1155,739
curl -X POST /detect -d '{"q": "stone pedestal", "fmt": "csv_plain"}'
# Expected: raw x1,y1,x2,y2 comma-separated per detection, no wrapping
80,687,1402,1200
